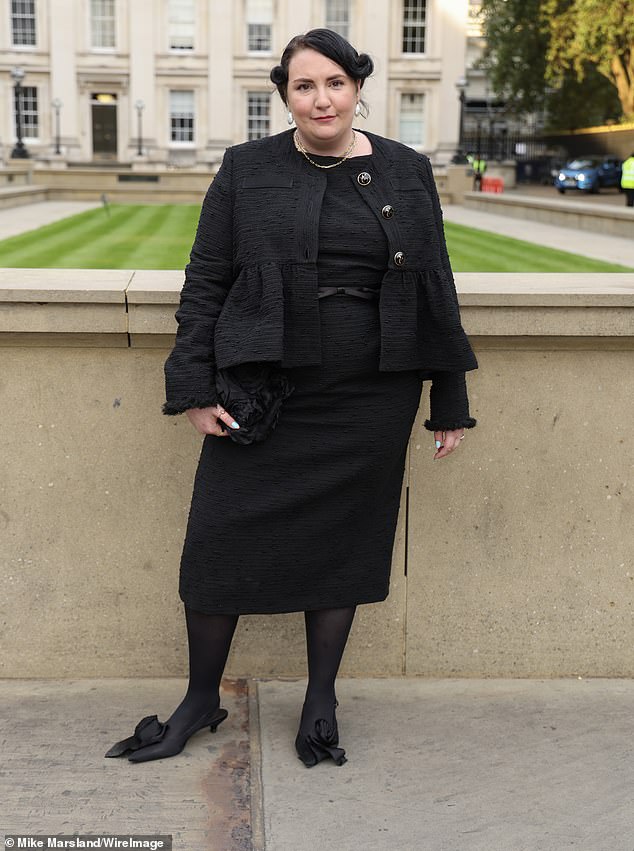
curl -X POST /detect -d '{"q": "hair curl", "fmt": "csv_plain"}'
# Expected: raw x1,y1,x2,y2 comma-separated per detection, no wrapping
270,28,374,116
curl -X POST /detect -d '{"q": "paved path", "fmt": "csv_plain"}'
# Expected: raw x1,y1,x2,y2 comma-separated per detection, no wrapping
2,677,633,850
443,203,634,268
0,201,100,241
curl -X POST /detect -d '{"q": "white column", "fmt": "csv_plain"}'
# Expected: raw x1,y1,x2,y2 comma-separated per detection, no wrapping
207,0,233,158
282,0,311,39
435,0,468,162
269,0,312,136
128,0,156,161
49,0,81,160
357,0,390,137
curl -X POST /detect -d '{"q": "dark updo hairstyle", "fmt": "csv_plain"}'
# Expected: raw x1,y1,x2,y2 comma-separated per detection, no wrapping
270,28,374,116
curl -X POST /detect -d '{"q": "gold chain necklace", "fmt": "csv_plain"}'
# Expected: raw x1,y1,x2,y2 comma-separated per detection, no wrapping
293,129,357,169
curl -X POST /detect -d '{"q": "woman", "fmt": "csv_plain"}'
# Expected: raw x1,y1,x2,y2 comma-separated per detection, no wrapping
105,29,477,768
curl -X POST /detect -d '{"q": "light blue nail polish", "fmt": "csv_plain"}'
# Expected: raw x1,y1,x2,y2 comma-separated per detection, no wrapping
435,440,442,449
231,421,240,429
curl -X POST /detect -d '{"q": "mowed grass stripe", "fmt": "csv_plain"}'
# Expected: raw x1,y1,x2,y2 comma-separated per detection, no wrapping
58,205,168,268
0,205,200,269
119,204,197,269
0,206,133,268
0,205,144,268
38,206,184,269
43,206,149,268
445,221,632,273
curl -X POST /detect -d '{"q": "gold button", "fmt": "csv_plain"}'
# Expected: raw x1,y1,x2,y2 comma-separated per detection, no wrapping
357,172,372,186
394,251,405,266
382,205,394,219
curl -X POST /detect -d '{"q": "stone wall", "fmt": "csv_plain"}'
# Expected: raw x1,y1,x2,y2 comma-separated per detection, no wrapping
463,191,634,238
1,269,633,678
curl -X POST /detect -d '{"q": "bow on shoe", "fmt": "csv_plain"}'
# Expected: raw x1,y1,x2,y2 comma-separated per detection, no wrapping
104,714,168,758
297,717,347,767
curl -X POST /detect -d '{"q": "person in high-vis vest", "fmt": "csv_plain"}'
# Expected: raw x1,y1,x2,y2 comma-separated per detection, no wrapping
622,152,634,207
472,156,487,191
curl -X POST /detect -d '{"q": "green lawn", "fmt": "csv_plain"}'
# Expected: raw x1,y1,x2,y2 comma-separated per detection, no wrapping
0,204,630,272
444,221,632,273
0,204,200,270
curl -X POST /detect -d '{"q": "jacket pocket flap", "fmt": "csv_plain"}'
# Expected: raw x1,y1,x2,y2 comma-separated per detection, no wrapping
397,178,426,191
241,176,295,189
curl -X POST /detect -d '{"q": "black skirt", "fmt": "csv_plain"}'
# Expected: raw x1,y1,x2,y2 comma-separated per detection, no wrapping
178,292,423,615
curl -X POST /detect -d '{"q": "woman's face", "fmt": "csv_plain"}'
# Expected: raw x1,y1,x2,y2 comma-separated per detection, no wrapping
286,48,360,154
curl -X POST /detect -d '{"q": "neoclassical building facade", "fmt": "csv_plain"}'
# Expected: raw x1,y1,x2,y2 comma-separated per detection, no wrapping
1,0,474,166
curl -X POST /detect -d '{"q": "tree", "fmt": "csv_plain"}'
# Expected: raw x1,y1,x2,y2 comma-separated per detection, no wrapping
544,0,634,119
478,0,630,126
546,64,622,129
478,0,549,117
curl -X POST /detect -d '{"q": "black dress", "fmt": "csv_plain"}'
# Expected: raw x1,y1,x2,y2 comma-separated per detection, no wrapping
178,153,424,615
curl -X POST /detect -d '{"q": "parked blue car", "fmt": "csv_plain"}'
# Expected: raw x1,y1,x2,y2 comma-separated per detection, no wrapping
554,157,622,194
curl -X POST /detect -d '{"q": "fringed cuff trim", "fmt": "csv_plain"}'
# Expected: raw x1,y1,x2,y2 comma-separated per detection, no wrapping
424,417,477,432
162,396,218,416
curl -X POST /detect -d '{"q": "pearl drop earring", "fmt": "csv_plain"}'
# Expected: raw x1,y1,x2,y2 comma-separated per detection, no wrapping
354,102,361,117
287,110,294,125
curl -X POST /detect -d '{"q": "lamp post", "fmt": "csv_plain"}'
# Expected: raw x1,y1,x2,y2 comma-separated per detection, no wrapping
454,76,468,162
134,99,145,156
500,123,508,161
52,98,62,155
10,66,29,159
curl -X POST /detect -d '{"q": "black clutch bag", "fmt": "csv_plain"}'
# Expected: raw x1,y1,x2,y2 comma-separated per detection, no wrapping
216,362,295,445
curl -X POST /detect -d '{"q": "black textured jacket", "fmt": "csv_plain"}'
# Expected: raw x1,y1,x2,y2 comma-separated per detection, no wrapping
164,128,478,431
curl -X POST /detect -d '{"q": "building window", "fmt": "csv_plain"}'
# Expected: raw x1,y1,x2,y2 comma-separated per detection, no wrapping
170,90,195,143
11,0,36,46
14,85,39,139
402,0,426,54
325,0,349,39
399,93,425,148
90,0,116,49
467,0,483,37
246,0,272,52
168,0,194,50
247,92,270,140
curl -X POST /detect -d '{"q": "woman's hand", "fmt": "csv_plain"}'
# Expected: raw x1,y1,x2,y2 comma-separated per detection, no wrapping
185,405,240,437
433,428,465,460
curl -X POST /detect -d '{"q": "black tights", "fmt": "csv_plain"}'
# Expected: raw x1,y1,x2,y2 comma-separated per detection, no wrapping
166,604,356,732
298,605,356,730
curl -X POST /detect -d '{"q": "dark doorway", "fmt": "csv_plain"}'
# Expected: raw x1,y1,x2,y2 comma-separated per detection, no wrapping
91,93,117,159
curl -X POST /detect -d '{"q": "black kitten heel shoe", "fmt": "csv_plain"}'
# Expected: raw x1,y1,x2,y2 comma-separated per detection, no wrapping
104,706,229,763
295,698,347,768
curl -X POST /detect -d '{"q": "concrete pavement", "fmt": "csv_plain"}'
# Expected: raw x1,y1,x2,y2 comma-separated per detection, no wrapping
0,201,101,241
2,677,633,850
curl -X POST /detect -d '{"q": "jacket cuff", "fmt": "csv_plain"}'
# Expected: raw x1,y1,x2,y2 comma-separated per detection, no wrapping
424,416,477,432
162,395,218,415
424,371,477,432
